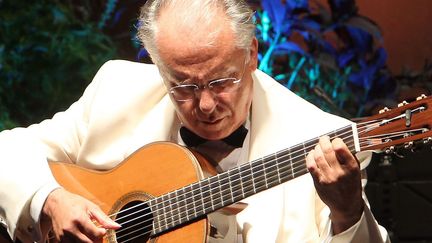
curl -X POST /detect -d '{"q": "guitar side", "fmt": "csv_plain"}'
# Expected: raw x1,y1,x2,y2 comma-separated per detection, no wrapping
49,142,208,243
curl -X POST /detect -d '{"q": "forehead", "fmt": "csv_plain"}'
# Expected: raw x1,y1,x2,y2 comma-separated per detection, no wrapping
159,46,246,84
155,3,244,81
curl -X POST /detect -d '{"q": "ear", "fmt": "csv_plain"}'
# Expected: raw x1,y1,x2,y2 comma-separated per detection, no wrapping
248,37,259,71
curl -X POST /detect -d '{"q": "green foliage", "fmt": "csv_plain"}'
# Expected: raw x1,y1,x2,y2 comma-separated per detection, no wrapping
0,1,117,130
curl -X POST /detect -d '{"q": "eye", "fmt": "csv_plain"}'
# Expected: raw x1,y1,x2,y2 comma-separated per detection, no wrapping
209,78,238,92
169,84,198,101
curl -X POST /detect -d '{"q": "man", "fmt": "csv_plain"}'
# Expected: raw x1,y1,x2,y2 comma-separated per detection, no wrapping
0,0,389,242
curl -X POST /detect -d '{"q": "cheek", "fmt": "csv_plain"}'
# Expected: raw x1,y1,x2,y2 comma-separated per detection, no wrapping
220,89,252,117
174,102,195,122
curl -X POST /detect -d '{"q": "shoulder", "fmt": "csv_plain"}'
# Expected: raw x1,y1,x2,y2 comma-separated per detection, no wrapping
96,60,160,83
89,60,164,94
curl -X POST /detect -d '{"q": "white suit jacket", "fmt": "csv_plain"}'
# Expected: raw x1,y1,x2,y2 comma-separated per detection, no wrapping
0,60,389,242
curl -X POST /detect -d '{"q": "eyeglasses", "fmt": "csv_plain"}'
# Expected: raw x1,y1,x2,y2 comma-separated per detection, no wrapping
168,60,247,102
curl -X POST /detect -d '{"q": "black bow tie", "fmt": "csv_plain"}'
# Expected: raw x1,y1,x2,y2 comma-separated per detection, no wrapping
180,125,248,148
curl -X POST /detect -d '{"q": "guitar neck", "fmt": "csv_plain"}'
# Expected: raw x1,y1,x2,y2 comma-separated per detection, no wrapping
148,124,358,236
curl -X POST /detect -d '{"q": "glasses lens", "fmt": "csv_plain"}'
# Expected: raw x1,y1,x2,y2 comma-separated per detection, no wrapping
170,85,197,101
209,78,240,93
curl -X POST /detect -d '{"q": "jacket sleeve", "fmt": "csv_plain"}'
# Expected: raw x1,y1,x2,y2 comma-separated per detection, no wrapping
0,60,113,242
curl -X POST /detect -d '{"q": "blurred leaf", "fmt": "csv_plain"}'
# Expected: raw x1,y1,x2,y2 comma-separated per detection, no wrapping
0,1,117,129
254,0,392,118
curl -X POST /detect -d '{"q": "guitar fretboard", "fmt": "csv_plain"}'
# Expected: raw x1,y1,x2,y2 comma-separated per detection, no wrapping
148,124,357,236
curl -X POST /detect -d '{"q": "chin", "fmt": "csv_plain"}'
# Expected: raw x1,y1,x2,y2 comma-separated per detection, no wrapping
196,129,226,140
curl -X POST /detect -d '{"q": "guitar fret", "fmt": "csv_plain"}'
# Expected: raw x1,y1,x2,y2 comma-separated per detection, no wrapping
167,192,177,229
192,183,204,217
290,143,307,171
250,160,265,193
275,148,292,182
160,194,170,232
261,157,268,189
179,187,188,222
200,179,213,212
172,190,181,226
238,167,245,199
262,154,279,188
184,185,194,220
274,152,282,184
219,173,233,205
228,168,242,202
167,191,175,228
209,175,223,209
217,174,224,207
149,198,161,234
239,164,254,198
249,162,257,193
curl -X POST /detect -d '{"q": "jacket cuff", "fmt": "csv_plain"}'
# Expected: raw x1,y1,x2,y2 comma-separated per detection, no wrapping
325,209,364,242
28,180,61,242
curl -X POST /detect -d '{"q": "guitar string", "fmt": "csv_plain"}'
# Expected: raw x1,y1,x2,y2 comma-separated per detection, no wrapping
357,128,428,150
114,144,328,240
116,141,357,243
110,120,376,222
118,126,421,242
114,121,382,223
119,117,431,242
112,122,382,239
114,124,356,225
117,143,359,242
118,122,418,240
114,120,408,241
113,126,361,240
112,120,413,241
117,148,333,243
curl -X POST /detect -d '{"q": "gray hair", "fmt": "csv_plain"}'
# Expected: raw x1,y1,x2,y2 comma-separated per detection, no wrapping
137,0,256,65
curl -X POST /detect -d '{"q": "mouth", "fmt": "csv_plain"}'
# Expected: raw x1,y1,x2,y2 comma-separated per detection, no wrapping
200,117,223,125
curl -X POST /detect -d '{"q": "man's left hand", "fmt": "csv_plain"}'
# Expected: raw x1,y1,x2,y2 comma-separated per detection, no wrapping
305,136,364,234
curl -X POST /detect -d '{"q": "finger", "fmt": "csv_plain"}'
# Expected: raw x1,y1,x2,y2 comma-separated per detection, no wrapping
79,217,107,241
319,136,340,169
306,149,318,174
313,141,331,173
89,209,121,229
332,138,357,168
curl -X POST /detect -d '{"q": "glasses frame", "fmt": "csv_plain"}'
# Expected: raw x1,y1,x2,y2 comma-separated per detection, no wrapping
168,56,248,102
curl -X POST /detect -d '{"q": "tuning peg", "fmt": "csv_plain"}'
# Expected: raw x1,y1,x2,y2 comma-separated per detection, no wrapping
379,107,390,114
404,141,414,150
398,101,409,107
423,137,432,144
416,94,427,100
385,146,395,154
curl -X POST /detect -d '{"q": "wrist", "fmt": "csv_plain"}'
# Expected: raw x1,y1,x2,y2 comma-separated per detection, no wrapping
41,188,64,221
330,200,365,234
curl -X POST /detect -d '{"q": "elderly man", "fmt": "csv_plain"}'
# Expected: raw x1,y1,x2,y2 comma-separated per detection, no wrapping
0,0,389,242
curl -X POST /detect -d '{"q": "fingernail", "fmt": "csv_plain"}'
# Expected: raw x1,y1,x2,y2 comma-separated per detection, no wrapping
112,221,121,228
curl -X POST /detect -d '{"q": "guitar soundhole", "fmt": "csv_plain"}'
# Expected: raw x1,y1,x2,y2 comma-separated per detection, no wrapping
113,200,154,243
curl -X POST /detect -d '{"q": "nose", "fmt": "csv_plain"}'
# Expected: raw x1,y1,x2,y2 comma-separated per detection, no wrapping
197,89,217,114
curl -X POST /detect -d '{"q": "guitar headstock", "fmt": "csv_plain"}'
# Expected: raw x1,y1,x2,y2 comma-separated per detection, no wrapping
356,94,432,153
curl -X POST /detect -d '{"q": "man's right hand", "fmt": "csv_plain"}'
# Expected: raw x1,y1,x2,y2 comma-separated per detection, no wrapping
41,188,121,242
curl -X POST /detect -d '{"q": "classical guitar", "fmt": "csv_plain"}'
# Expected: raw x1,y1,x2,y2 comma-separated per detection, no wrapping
4,95,432,243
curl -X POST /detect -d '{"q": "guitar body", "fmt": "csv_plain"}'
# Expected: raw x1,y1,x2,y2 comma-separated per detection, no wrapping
49,142,208,243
